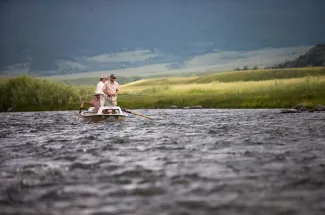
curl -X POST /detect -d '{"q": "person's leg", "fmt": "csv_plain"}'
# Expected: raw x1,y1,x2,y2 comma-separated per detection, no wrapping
107,100,116,106
105,100,111,106
100,95,106,106
105,96,116,106
104,96,110,106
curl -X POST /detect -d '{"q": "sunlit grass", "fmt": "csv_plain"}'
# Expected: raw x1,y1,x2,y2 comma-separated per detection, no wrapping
121,75,325,94
118,75,325,109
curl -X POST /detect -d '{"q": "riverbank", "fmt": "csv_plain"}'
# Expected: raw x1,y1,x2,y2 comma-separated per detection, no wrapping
1,67,325,111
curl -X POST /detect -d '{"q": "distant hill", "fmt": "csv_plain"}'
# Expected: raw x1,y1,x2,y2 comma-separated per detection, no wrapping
0,48,88,76
2,44,324,78
51,69,225,86
268,44,325,69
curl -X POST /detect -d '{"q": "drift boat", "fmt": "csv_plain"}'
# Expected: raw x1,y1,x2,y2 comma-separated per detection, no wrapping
79,106,128,123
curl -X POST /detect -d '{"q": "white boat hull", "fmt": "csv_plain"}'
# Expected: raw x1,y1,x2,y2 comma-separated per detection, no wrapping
79,106,127,123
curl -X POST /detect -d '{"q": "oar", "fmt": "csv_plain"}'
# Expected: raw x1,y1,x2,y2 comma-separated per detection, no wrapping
122,109,153,120
77,102,84,121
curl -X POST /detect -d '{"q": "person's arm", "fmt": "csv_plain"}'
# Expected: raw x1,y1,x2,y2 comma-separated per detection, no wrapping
114,83,120,96
115,89,119,96
101,84,106,95
102,82,108,95
82,100,92,106
103,83,112,96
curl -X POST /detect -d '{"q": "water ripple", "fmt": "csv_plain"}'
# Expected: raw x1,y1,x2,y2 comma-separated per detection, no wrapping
0,109,325,214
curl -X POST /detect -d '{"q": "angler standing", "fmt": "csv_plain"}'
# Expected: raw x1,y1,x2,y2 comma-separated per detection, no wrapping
103,74,120,106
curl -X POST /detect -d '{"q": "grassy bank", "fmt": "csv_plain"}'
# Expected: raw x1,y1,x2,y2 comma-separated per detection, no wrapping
118,75,325,109
1,67,325,111
0,75,94,112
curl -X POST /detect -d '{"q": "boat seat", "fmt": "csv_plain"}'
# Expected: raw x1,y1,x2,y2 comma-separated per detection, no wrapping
88,107,95,112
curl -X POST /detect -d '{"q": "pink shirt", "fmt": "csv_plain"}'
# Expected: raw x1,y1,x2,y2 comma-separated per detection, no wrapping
90,98,100,112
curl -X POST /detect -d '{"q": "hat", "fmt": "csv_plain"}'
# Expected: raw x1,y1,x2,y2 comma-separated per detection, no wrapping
101,75,107,79
110,74,116,79
94,93,101,96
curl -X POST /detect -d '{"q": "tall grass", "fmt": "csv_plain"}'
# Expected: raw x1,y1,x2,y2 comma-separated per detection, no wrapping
0,75,94,111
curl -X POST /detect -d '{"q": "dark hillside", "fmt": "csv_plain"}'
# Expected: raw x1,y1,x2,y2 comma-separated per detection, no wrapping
269,44,325,68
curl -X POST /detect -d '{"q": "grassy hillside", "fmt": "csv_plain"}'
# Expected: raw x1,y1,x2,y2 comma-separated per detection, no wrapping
269,44,325,68
118,67,325,108
1,67,325,111
123,67,325,86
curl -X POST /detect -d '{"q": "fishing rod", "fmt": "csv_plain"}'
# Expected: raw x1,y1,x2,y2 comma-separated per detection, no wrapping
122,109,153,120
118,94,174,97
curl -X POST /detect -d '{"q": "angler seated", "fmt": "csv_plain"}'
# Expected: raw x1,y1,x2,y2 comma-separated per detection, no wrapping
82,93,101,113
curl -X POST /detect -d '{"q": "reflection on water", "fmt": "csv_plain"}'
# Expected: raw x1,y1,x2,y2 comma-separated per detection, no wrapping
1,109,325,215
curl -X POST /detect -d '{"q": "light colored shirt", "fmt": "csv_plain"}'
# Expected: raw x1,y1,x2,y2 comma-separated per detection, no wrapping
90,98,100,112
95,81,105,95
104,81,120,101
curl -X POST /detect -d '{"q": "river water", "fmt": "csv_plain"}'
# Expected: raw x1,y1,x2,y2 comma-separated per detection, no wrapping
0,109,325,215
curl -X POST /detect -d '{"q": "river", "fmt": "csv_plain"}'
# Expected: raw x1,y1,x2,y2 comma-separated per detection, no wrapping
1,109,325,215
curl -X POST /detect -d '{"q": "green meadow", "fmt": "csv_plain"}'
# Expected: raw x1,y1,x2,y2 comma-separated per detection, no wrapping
1,67,325,111
119,67,325,109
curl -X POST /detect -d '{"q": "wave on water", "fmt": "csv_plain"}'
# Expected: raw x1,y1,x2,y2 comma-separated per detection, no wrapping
1,109,325,214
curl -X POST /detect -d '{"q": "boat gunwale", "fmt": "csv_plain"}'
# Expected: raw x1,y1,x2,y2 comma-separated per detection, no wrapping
80,106,128,118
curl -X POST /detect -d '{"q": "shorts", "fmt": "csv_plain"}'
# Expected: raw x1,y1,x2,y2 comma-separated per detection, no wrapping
105,98,117,106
